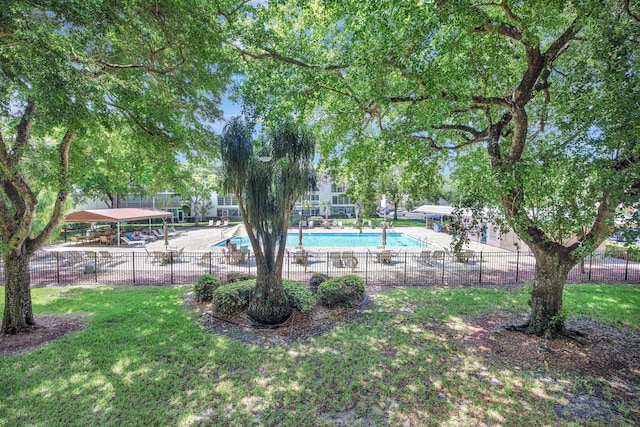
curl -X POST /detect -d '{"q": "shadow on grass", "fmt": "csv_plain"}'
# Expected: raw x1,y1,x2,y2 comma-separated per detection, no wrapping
0,285,637,425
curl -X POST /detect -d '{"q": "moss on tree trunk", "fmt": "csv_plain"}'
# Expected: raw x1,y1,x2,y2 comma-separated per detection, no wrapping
525,248,574,337
2,249,36,334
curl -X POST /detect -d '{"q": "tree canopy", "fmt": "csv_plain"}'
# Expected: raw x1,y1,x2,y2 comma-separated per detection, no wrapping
231,0,640,336
0,0,235,334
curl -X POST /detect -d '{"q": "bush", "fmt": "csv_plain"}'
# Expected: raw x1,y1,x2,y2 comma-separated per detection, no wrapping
308,273,331,295
193,274,222,302
211,279,255,314
226,272,256,284
317,275,366,308
283,279,316,313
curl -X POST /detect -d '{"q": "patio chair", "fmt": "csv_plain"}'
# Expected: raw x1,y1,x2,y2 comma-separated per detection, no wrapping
415,251,433,267
152,251,172,264
430,250,445,265
342,251,358,270
379,250,392,264
457,250,475,263
198,252,212,267
173,247,185,262
292,250,309,265
231,250,247,265
100,235,114,245
329,252,343,267
120,236,146,246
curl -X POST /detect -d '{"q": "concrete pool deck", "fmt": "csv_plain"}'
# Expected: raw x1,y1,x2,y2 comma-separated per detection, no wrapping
51,225,509,254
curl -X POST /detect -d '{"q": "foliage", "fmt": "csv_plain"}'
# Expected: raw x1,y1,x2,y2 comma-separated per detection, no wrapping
317,275,366,308
226,272,257,284
0,0,236,333
282,279,316,313
232,0,640,336
211,280,255,314
308,273,331,295
193,274,222,302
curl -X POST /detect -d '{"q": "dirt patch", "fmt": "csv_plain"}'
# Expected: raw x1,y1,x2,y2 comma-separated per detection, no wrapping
458,311,640,423
0,316,85,356
196,296,372,347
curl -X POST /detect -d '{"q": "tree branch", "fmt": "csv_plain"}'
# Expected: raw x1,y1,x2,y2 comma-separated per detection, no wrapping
232,43,347,71
623,0,640,22
11,101,36,164
29,131,74,251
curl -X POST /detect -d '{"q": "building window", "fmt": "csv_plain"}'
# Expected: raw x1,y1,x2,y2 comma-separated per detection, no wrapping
332,195,351,205
217,194,238,206
331,183,346,193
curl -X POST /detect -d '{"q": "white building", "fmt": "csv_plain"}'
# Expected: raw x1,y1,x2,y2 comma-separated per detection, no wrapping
74,180,357,222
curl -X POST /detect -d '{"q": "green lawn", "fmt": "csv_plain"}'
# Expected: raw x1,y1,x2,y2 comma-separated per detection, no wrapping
1,284,638,426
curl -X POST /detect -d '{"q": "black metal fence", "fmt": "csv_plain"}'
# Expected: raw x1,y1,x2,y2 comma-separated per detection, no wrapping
1,249,638,287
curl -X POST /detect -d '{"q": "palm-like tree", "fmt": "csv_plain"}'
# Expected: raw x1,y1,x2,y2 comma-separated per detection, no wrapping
220,118,315,324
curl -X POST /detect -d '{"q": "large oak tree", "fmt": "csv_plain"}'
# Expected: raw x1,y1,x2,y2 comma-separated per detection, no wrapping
0,0,233,334
232,0,640,337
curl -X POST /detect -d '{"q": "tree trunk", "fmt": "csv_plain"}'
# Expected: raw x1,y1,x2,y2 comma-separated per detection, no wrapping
525,248,575,337
247,260,291,325
1,248,36,334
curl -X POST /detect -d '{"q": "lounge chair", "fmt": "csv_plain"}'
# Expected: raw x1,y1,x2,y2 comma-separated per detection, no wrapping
120,236,146,246
98,251,121,267
169,226,183,237
222,220,229,227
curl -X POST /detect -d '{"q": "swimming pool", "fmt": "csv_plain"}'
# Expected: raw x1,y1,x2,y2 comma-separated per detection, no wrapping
217,232,429,248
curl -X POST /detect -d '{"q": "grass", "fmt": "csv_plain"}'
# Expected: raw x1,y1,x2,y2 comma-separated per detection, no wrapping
1,284,638,426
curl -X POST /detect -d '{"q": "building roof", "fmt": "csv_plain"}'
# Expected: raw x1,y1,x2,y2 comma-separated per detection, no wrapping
64,208,173,223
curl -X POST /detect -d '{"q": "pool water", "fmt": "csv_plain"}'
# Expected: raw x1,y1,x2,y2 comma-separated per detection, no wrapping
219,232,427,248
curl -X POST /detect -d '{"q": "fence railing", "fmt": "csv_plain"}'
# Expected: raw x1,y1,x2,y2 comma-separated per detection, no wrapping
1,250,638,287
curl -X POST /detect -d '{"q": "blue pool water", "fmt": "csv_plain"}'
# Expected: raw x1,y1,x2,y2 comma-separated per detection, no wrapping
218,232,427,248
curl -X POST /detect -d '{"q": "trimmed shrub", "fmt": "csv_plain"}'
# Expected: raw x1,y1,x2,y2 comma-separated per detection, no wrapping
193,274,222,302
211,279,255,313
308,273,331,295
283,279,316,313
317,275,366,308
226,272,256,284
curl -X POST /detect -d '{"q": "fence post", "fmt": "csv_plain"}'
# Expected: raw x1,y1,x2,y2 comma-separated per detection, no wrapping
93,252,98,283
56,254,60,284
365,251,368,284
403,252,407,284
209,251,212,275
170,255,174,284
625,249,629,282
132,252,136,284
441,255,445,284
515,250,520,283
588,253,593,281
479,251,483,284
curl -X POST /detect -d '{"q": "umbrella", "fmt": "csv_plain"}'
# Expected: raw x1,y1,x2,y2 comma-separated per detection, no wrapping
222,224,249,248
381,224,387,247
298,220,303,247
